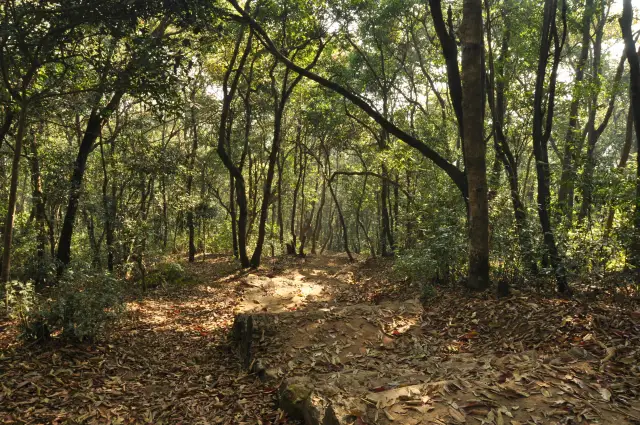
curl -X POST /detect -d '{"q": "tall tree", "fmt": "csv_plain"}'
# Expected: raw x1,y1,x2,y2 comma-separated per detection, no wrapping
460,0,488,290
56,17,172,273
620,0,640,266
531,0,569,293
557,0,594,221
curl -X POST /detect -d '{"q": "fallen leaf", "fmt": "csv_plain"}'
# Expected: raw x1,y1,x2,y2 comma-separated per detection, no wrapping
599,387,612,402
448,407,466,423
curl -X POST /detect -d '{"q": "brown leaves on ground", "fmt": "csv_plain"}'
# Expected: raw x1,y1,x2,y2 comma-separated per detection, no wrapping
1,253,639,424
0,256,287,425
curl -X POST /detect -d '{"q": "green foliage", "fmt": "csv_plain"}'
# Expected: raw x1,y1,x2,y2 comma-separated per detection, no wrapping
393,243,464,286
419,282,436,302
5,280,37,333
20,272,125,342
146,261,194,288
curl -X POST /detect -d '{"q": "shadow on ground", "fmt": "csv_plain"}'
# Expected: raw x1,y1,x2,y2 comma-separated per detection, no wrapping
1,253,639,425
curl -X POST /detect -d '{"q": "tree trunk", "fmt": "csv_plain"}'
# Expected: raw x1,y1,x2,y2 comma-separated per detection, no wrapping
0,107,14,150
358,173,376,257
251,100,284,267
56,92,123,274
461,0,489,290
290,127,302,251
100,135,116,272
161,175,168,251
186,92,199,263
1,108,27,286
216,27,252,267
277,149,285,248
250,44,322,266
485,0,537,274
557,0,593,221
28,129,48,279
311,178,326,254
328,177,354,262
620,0,640,266
578,47,626,224
230,174,239,258
532,0,569,293
429,0,464,137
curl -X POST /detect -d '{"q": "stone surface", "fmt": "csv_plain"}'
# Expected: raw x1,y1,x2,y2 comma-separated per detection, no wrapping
278,377,342,425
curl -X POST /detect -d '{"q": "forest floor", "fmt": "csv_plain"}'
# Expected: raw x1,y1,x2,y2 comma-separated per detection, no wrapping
1,254,640,424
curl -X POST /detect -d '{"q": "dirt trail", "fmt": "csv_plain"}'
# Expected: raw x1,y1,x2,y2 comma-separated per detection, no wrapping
1,254,639,424
228,255,640,425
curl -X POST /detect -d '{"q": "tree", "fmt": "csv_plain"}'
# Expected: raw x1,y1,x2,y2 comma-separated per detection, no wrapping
620,0,640,266
531,0,569,293
460,0,489,290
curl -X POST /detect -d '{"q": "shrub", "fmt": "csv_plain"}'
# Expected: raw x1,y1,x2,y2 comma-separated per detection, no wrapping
20,271,125,342
158,262,186,282
393,246,464,287
419,282,436,302
5,280,37,332
393,250,436,285
145,261,192,289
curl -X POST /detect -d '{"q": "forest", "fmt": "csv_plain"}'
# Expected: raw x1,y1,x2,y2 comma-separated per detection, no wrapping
1,0,640,423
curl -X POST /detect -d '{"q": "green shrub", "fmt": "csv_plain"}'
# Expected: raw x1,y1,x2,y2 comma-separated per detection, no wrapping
145,261,192,289
20,271,125,342
393,250,437,284
158,262,186,282
5,280,37,331
393,246,464,287
420,282,436,302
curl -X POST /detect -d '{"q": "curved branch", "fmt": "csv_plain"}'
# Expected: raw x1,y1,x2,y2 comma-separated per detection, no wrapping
226,0,467,198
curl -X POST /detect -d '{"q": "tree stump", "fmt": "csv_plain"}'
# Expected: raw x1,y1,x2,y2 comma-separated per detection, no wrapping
231,314,253,368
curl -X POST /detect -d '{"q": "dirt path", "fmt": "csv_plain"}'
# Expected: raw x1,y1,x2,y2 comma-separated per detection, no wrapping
225,255,640,425
1,254,639,424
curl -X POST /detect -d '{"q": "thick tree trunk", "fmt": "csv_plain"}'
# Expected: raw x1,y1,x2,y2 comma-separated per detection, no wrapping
461,0,489,290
